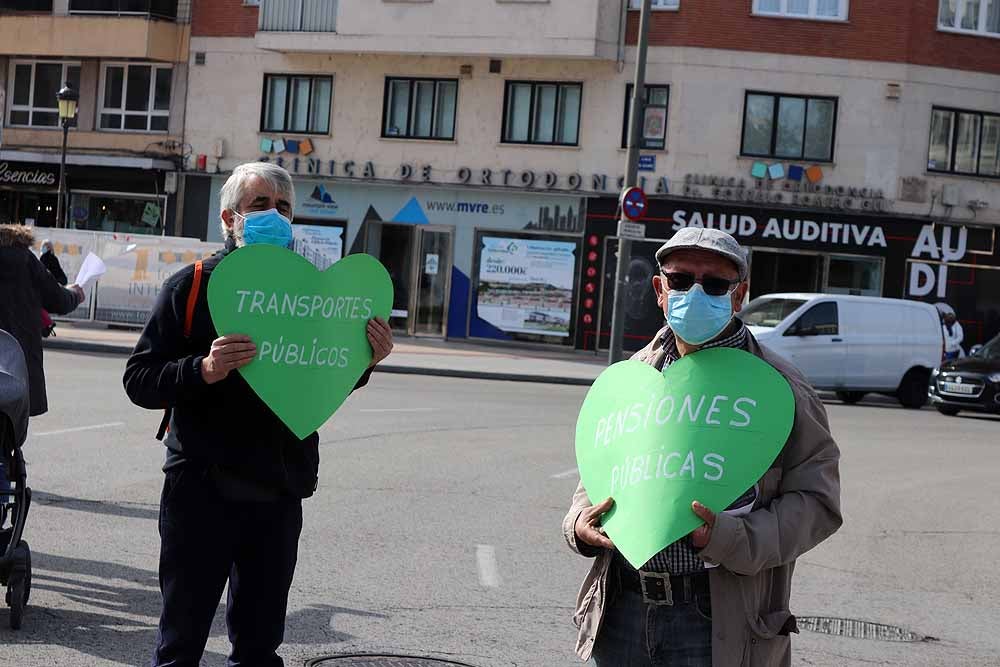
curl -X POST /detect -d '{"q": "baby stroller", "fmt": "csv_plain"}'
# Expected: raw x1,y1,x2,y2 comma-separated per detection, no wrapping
0,329,32,629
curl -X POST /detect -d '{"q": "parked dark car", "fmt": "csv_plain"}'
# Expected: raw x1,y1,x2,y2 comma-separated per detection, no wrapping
928,334,1000,416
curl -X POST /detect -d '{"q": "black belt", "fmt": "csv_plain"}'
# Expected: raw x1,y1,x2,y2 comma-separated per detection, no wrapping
615,563,710,606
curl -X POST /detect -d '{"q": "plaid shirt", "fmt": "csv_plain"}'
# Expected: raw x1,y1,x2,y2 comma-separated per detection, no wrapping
627,322,753,576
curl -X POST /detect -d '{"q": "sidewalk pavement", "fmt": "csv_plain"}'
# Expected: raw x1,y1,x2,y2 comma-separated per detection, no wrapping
42,322,608,386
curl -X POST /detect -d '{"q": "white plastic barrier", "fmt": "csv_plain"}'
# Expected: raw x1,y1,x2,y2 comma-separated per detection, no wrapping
31,229,102,321
95,235,218,325
35,230,221,327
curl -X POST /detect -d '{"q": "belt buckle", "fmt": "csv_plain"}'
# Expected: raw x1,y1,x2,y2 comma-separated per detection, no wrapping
639,571,673,606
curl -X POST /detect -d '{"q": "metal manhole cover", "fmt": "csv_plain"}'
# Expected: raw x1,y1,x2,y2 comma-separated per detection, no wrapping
798,616,935,643
306,656,479,667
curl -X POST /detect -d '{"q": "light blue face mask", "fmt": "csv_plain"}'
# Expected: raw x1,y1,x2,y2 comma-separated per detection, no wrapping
238,209,293,248
667,283,734,346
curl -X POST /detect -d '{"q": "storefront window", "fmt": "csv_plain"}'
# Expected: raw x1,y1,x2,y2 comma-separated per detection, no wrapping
69,192,165,235
472,231,580,344
0,191,57,227
826,255,883,296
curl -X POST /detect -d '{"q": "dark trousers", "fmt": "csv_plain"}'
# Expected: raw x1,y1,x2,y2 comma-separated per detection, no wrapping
152,468,303,667
592,574,713,667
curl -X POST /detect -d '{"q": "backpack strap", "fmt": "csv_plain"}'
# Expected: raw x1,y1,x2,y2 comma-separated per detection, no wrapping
184,260,204,338
156,260,205,441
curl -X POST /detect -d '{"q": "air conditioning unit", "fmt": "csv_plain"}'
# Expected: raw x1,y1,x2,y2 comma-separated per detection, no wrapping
941,184,960,207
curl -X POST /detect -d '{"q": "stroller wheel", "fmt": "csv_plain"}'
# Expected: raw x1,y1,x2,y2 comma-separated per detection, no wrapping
6,540,29,630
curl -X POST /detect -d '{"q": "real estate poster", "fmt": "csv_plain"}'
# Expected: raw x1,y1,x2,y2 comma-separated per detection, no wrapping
477,236,576,338
293,224,344,271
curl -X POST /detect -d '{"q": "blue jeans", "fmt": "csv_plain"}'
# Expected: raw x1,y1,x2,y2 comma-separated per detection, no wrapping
592,587,713,667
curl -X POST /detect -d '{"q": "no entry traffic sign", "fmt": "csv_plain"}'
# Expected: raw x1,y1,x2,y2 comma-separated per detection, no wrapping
620,187,648,222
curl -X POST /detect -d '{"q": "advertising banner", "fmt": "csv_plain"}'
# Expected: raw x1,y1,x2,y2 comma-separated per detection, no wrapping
476,236,577,338
95,236,217,325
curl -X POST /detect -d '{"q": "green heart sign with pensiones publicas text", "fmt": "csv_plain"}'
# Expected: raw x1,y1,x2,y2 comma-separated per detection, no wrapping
207,245,393,439
575,347,795,569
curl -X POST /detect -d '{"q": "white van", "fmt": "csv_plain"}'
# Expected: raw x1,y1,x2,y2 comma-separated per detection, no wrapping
738,294,943,408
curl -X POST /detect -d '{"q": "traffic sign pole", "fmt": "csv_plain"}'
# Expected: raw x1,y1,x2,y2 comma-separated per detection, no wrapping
608,0,653,364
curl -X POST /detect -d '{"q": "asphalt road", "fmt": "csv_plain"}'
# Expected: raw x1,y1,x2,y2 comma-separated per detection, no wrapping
1,351,998,666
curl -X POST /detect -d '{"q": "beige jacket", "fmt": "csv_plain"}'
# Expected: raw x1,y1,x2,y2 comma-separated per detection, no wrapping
563,328,842,665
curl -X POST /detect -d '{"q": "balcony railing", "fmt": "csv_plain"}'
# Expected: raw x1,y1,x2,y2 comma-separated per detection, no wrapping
259,0,336,32
68,0,177,20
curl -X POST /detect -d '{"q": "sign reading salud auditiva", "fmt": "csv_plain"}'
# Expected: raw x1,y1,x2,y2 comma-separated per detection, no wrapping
575,348,795,569
208,246,393,439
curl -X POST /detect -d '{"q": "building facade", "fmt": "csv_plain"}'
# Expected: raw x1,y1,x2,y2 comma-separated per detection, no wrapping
0,0,191,236
182,0,1000,349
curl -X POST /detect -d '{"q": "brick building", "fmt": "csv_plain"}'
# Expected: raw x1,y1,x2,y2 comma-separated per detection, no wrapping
181,0,1000,350
0,0,191,236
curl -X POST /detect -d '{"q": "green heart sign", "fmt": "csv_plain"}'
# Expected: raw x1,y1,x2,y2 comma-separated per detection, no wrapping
575,347,794,569
208,245,393,439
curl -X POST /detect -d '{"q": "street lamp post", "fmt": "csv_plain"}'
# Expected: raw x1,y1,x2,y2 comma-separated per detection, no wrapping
55,83,79,229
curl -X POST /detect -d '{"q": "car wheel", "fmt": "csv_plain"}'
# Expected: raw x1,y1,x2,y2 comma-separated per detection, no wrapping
936,406,960,417
898,369,931,409
836,391,866,405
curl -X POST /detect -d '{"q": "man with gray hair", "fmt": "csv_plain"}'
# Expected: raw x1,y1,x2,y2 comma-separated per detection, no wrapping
124,161,394,667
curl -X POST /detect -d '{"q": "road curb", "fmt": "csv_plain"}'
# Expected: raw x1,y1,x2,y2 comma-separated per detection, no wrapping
45,338,134,356
44,339,599,386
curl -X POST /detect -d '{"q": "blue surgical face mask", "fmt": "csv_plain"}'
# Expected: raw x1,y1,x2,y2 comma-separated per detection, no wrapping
667,283,734,346
238,209,293,248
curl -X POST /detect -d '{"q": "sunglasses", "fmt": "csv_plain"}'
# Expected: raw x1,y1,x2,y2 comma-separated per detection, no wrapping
661,271,739,297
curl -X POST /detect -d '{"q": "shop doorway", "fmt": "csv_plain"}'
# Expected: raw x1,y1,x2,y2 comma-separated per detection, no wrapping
749,249,884,299
364,222,454,337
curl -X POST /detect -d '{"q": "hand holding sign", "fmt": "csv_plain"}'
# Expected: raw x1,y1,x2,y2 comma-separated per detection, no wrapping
574,348,794,568
200,334,258,385
207,246,393,438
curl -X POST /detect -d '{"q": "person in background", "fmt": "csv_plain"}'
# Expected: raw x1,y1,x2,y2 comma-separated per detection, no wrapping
39,240,68,285
0,225,85,503
942,308,964,361
38,240,69,338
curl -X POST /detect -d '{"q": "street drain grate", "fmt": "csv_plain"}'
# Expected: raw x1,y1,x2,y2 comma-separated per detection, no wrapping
798,616,934,642
306,656,479,667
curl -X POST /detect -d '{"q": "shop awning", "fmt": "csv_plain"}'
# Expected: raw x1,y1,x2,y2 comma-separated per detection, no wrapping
0,150,176,172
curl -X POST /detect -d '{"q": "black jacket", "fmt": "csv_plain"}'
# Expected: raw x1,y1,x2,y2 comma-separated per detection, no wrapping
0,225,81,416
122,243,371,499
41,251,68,285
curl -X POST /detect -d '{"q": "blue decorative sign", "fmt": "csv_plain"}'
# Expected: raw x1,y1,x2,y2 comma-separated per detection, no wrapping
638,155,656,172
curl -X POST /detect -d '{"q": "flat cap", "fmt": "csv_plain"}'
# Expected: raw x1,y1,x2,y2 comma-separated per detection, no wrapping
655,227,748,281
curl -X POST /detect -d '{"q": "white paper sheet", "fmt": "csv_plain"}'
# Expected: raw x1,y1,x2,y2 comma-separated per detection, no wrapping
74,252,107,289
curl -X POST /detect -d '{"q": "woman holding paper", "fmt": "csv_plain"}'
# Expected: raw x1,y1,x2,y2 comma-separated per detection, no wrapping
39,240,68,286
0,225,84,417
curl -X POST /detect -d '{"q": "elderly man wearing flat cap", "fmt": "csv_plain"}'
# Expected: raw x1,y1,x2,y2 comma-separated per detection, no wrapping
563,228,842,666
